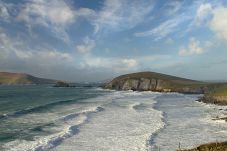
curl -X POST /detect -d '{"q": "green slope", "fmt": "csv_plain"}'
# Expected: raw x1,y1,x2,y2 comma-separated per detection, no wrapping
105,71,207,93
105,71,227,104
0,72,56,85
198,83,227,105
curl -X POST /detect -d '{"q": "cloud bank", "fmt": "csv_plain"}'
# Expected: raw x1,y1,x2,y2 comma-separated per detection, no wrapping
1,0,227,81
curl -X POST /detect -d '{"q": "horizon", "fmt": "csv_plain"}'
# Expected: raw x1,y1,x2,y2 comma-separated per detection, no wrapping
2,70,227,84
1,0,227,82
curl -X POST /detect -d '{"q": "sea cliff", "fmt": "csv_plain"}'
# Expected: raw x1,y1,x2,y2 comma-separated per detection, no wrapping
105,72,206,94
105,72,227,106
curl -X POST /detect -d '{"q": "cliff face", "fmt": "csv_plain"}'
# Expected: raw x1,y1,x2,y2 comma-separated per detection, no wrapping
120,78,162,91
108,78,166,91
105,72,206,94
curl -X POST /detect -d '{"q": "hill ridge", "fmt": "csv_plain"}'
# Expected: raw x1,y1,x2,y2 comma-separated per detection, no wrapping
0,72,57,85
105,71,206,93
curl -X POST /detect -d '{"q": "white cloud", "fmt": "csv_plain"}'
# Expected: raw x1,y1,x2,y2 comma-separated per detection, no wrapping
16,0,75,43
80,55,139,72
164,1,183,16
209,7,227,42
178,38,204,56
79,54,171,73
14,49,72,65
0,0,96,43
0,31,72,67
197,3,212,19
0,32,12,58
195,3,212,25
1,0,154,39
0,2,10,20
134,16,189,39
17,0,75,27
77,8,96,18
16,0,95,43
76,37,96,54
93,0,154,33
0,30,113,82
122,59,138,68
134,2,223,40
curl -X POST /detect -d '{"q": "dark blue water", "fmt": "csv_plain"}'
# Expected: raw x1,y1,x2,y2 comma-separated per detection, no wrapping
0,85,107,145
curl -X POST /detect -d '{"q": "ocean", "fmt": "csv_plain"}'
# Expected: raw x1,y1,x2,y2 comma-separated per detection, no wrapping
0,85,226,151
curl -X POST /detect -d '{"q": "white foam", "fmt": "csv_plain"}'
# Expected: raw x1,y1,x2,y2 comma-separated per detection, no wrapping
4,115,85,151
5,91,226,151
150,93,227,151
3,106,105,151
128,102,142,110
52,92,165,151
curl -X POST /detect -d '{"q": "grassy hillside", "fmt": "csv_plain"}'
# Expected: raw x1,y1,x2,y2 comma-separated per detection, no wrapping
198,83,227,105
206,84,227,96
106,72,207,92
105,71,227,104
0,72,56,85
112,72,201,84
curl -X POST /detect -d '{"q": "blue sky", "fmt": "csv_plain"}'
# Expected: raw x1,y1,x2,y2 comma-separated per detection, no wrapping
0,0,227,82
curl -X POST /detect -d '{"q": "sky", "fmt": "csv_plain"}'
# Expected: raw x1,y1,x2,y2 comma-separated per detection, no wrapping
0,0,227,82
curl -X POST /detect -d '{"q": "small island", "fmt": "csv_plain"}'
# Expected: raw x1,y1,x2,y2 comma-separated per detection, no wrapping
53,81,76,87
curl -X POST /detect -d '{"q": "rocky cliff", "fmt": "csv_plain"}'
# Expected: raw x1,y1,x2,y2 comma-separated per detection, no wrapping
105,72,206,94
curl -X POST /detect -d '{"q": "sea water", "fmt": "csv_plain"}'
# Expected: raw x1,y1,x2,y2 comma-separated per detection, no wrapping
0,85,226,151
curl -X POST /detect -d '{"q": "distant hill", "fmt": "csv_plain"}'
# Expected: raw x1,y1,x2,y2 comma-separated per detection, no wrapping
105,71,227,105
0,72,57,85
104,71,207,93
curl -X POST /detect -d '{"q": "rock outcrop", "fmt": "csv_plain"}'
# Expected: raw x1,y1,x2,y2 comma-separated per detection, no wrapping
113,78,166,91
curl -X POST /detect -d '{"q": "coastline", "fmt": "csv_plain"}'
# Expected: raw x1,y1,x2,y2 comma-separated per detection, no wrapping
178,141,227,151
1,86,227,150
197,96,227,106
108,89,227,150
178,96,227,151
144,93,227,150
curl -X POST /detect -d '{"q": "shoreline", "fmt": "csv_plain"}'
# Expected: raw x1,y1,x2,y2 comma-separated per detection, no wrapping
197,96,227,106
145,91,227,151
179,97,227,151
144,93,227,150
179,141,227,151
